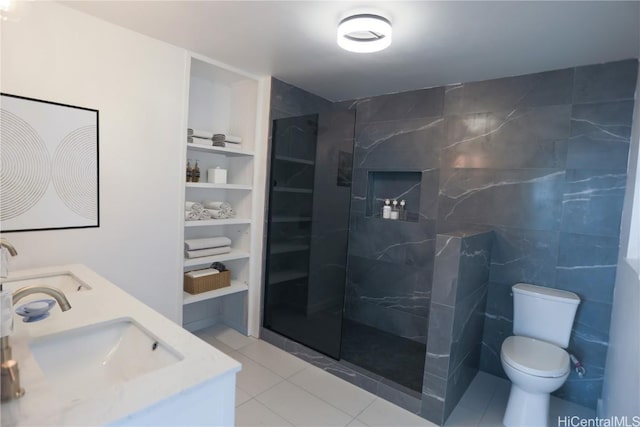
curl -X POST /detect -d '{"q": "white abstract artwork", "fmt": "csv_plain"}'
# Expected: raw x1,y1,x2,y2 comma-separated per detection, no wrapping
0,94,99,232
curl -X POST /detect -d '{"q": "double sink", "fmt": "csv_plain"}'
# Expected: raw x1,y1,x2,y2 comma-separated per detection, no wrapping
1,265,240,427
3,272,182,402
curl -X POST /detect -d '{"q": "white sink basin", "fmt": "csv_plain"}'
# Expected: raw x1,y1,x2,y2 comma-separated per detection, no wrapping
29,318,183,401
3,272,91,293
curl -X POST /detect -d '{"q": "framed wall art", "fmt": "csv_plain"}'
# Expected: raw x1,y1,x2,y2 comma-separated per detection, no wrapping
0,93,99,232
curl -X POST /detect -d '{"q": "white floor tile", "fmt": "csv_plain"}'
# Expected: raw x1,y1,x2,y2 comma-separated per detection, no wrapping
457,372,504,413
357,398,437,427
232,352,283,397
236,399,293,427
256,381,353,427
240,340,308,378
347,419,370,427
195,332,236,355
289,365,377,417
549,396,596,420
477,382,509,427
236,387,252,407
444,405,481,427
206,324,257,350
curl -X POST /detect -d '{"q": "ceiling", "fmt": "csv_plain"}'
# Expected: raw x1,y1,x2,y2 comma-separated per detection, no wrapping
64,1,640,101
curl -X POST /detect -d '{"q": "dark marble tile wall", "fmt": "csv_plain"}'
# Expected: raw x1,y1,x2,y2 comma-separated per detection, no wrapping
344,88,444,345
451,59,637,409
421,230,493,424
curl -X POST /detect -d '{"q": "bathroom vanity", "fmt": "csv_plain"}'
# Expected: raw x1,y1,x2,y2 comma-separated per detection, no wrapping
0,264,240,426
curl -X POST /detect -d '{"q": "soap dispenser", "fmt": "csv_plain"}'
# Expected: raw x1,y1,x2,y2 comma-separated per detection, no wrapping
382,199,391,219
390,200,399,220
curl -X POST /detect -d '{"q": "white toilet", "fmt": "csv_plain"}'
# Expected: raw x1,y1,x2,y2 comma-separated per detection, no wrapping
500,283,580,427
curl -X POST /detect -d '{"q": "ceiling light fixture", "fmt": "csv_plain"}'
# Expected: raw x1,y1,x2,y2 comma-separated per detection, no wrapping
337,14,392,53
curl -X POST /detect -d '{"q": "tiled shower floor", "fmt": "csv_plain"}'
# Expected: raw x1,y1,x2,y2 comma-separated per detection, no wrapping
195,325,596,427
341,319,425,392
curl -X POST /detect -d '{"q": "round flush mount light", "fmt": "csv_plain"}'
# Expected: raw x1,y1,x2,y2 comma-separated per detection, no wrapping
337,14,392,53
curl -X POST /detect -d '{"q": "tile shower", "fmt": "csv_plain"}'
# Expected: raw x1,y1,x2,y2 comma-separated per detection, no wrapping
261,59,638,424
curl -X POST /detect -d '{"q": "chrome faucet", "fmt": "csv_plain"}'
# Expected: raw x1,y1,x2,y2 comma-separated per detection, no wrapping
1,286,72,401
0,238,18,281
0,239,18,257
0,240,72,401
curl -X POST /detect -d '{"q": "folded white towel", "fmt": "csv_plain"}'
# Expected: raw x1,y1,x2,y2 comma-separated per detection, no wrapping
188,128,214,139
185,237,232,251
185,201,197,210
185,246,231,259
187,136,211,146
203,201,231,210
187,128,242,143
225,135,241,144
185,268,219,278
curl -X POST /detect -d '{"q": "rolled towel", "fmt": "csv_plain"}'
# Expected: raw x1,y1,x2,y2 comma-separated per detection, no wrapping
197,209,211,220
203,201,231,210
185,237,232,251
185,246,232,259
185,210,199,221
187,202,205,213
212,140,226,147
206,208,229,219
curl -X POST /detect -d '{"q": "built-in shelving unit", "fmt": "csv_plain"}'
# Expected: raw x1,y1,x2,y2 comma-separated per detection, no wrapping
179,53,268,336
264,114,319,318
186,182,252,191
183,249,251,267
185,218,252,227
270,243,310,255
183,281,249,306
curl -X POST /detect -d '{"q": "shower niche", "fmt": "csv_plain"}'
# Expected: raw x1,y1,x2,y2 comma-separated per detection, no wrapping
365,171,422,222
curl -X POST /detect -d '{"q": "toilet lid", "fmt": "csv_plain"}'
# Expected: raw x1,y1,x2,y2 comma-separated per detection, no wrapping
501,336,569,378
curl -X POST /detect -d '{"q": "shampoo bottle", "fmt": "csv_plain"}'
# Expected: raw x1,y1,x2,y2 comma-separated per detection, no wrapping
390,200,399,220
186,160,193,182
382,199,391,219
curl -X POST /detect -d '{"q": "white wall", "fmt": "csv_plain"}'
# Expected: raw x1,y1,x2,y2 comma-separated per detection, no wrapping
601,66,640,417
1,2,187,322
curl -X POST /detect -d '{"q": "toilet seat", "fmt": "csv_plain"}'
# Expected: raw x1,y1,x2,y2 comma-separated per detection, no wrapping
501,336,569,378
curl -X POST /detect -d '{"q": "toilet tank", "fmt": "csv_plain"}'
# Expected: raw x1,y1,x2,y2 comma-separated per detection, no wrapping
512,283,580,348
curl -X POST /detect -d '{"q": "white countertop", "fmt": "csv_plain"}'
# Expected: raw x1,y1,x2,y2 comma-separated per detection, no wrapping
0,264,241,427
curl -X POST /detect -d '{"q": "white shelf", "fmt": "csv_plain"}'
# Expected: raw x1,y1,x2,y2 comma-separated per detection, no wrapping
185,218,252,227
184,250,250,267
187,143,254,157
270,243,310,255
186,182,252,190
268,270,308,285
273,187,313,194
183,280,248,305
274,155,314,165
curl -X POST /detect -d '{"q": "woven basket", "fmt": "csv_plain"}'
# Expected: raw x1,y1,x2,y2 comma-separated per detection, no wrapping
184,270,231,294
